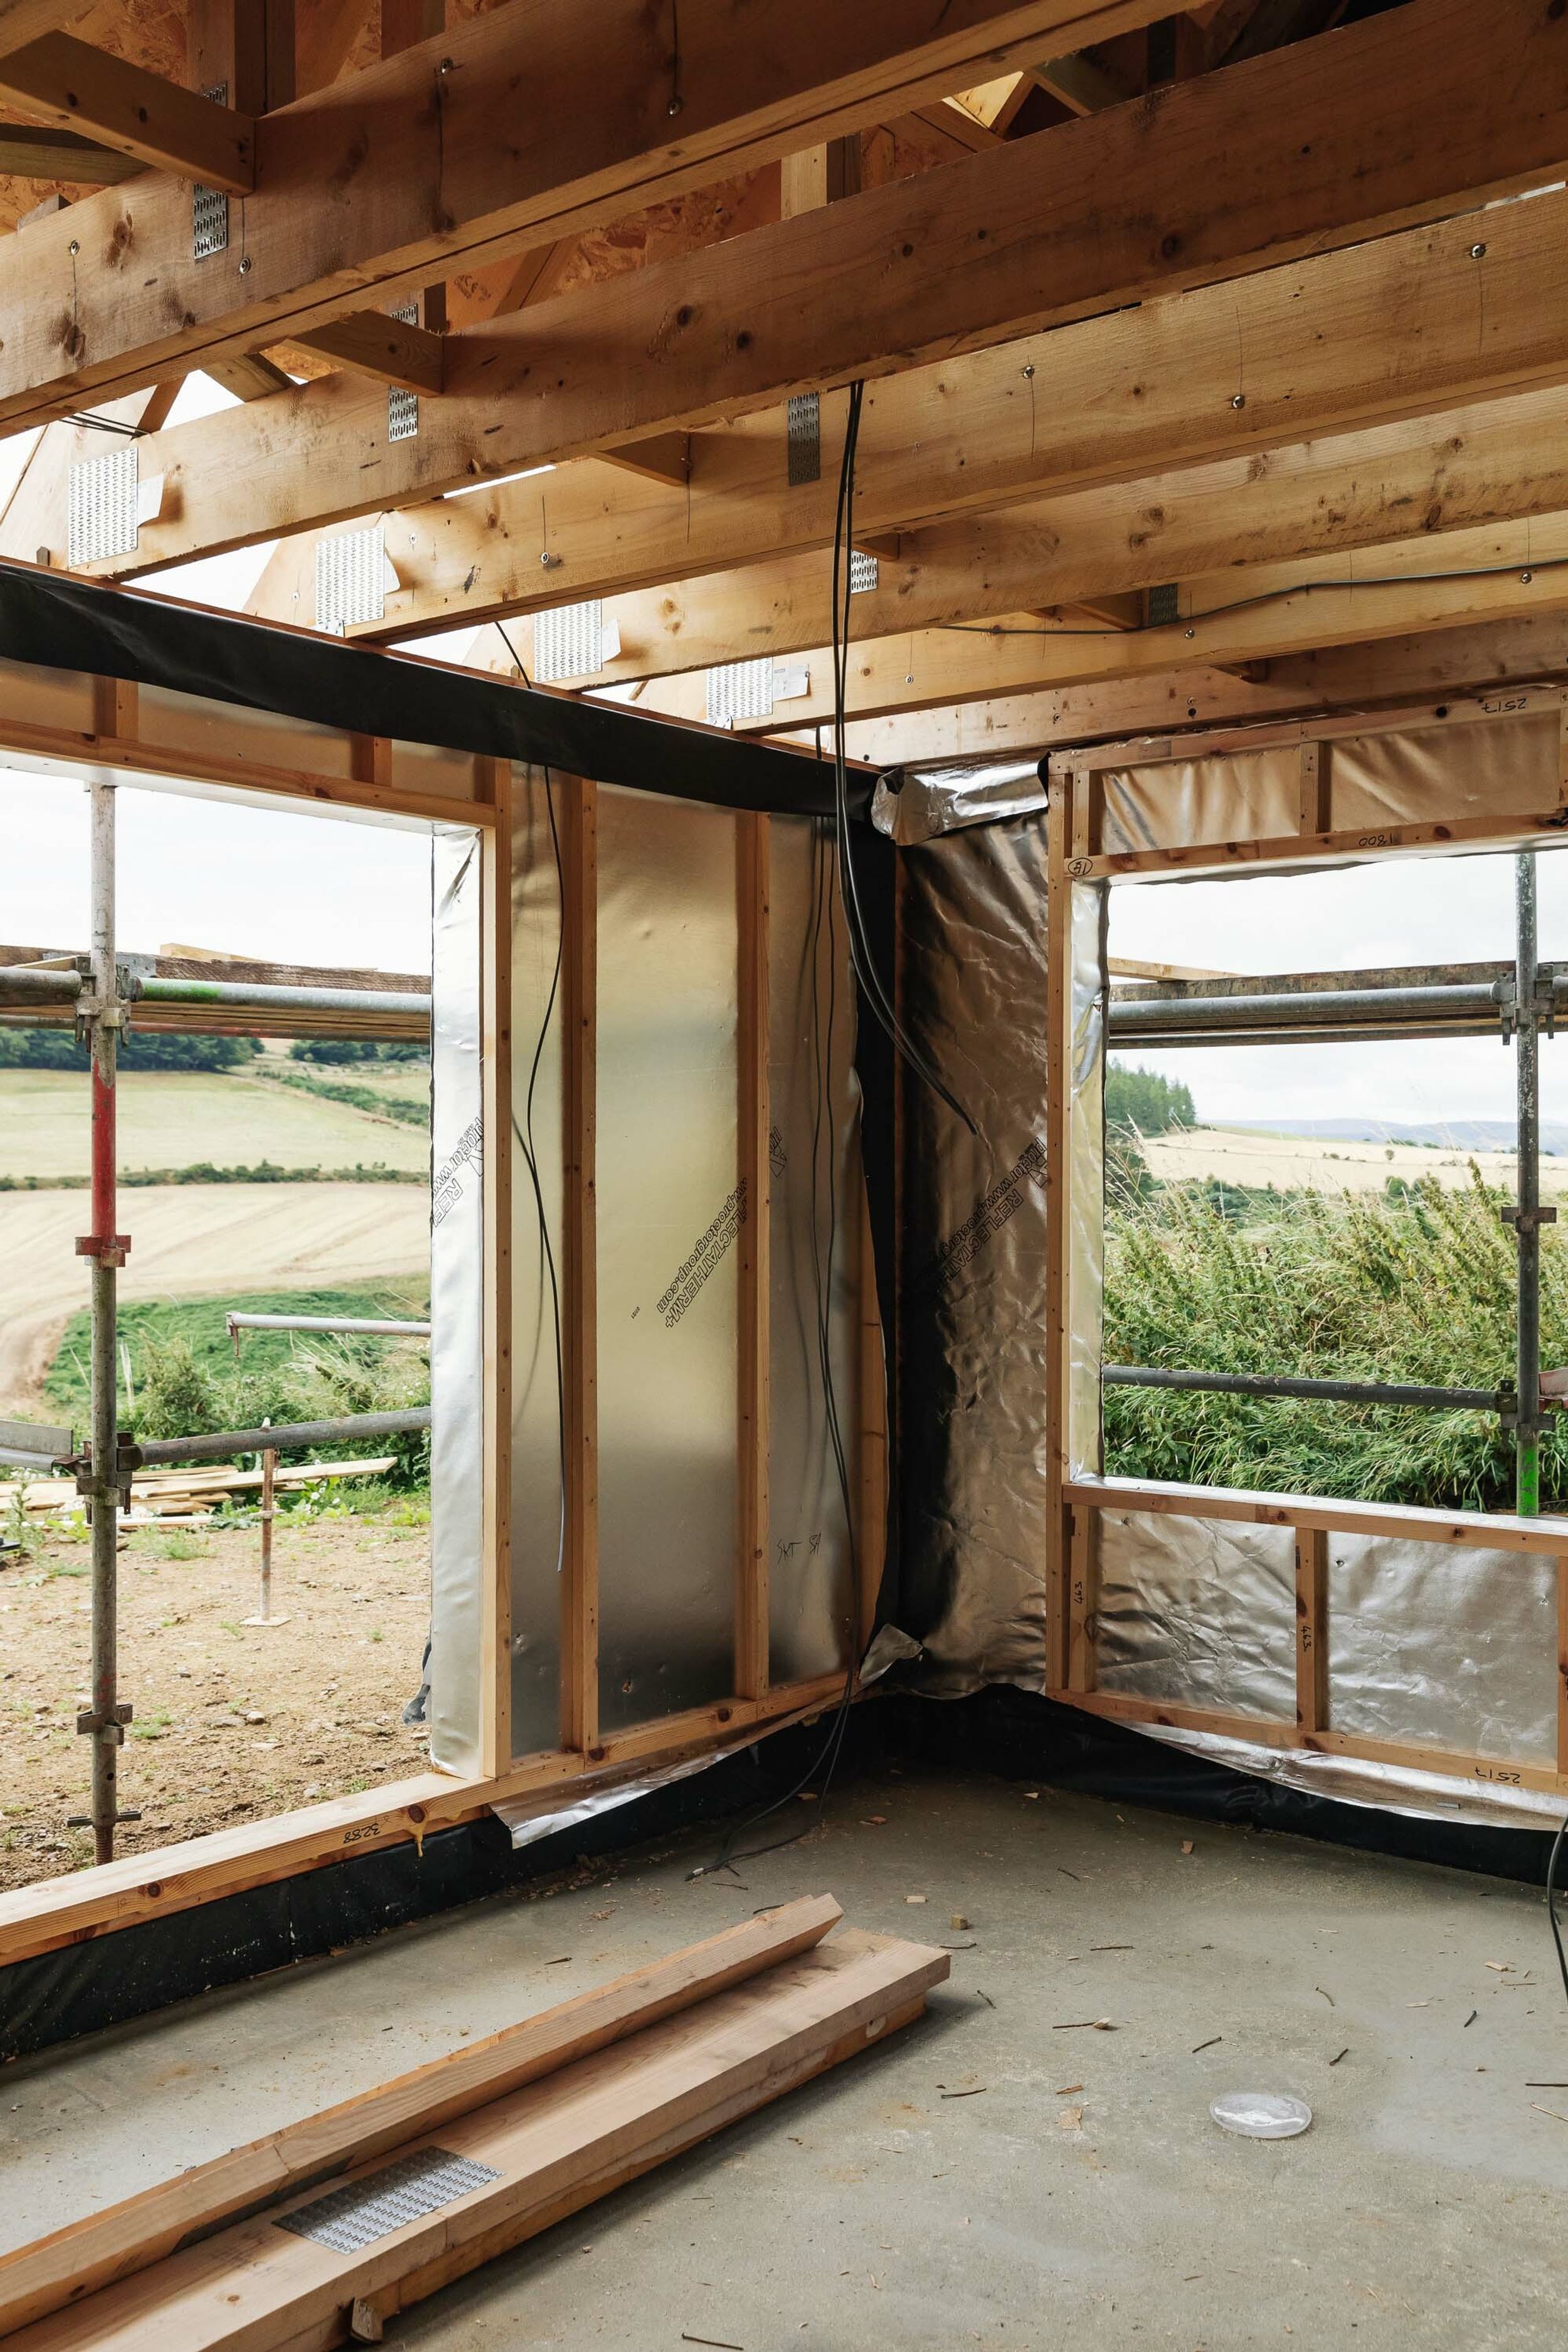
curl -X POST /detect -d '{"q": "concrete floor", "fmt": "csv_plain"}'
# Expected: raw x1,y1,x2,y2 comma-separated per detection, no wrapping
3,1764,1566,2349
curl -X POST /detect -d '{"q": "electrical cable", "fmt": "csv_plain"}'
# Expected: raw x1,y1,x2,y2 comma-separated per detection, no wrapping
1549,1809,1568,2012
826,384,977,1138
935,552,1568,642
497,623,568,1579
689,817,859,1879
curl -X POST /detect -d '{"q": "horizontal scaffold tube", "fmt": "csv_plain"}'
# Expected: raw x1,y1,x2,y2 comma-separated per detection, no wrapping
227,1313,432,1338
127,1407,432,1466
1103,1366,1508,1412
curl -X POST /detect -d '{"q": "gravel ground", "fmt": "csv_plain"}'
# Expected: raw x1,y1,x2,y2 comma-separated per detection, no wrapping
0,1510,434,1890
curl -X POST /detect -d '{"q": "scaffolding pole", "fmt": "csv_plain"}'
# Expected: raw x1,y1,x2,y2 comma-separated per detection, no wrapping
1510,850,1553,1517
72,781,133,1865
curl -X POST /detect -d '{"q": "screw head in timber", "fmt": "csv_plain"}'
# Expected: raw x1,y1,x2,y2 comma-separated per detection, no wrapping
1232,393,1246,410
1471,242,1487,259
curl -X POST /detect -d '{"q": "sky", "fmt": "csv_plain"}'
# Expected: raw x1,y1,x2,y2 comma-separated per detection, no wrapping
1110,845,1568,1132
3,370,1562,1119
0,373,465,977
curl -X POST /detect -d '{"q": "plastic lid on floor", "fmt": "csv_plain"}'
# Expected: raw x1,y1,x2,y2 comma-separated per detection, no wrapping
1209,2090,1313,2139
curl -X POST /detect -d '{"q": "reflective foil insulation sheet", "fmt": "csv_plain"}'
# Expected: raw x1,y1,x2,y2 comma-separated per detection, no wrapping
428,827,487,1774
506,775,859,1761
1097,701,1564,856
886,728,1566,1826
892,812,1055,1692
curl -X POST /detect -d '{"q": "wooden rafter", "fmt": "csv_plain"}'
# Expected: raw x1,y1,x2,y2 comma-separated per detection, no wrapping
0,0,90,53
401,386,1568,681
615,501,1568,732
821,606,1568,765
0,34,255,188
0,120,140,180
106,81,1568,590
0,0,1179,428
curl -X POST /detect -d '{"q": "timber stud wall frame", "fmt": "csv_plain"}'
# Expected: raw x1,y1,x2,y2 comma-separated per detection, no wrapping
1042,692,1568,1800
0,649,884,1975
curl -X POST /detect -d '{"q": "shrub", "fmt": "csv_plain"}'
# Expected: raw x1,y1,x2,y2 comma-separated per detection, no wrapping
1103,1163,1557,1510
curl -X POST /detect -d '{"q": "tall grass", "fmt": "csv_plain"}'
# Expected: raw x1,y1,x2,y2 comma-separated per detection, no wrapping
1103,1157,1568,1510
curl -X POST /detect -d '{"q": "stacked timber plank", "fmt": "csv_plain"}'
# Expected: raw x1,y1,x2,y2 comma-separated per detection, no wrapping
0,1895,944,2349
0,1458,396,1530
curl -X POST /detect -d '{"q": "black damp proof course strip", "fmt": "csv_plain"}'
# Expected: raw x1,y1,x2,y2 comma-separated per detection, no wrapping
0,561,877,824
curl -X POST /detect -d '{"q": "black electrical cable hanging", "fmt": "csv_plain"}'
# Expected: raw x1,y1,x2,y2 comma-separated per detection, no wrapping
689,817,861,1879
827,382,978,1139
497,625,568,1579
1549,1809,1568,2013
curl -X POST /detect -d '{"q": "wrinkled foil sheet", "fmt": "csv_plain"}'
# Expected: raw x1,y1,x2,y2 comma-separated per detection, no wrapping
1095,1510,1298,1719
1099,707,1562,856
893,814,1054,1692
766,817,858,1685
872,758,1046,844
884,789,1562,1826
506,788,858,1761
509,769,568,1758
593,782,741,1732
428,825,485,1775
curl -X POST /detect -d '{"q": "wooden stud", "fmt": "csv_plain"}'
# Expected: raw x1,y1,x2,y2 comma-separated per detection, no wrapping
561,776,598,1756
349,733,392,788
1295,1527,1330,1734
90,675,137,739
1066,1475,1568,1557
1066,1506,1098,1694
0,1670,850,1973
1042,765,1075,1689
479,756,514,1779
1057,1684,1568,1802
1298,739,1332,834
857,1177,887,1656
736,812,771,1703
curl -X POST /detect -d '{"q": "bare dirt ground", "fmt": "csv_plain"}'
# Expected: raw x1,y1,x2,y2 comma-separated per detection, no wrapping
0,1181,430,1415
0,1512,435,1892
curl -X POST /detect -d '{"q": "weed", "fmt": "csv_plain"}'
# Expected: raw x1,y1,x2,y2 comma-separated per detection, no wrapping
130,1710,173,1741
1104,1160,1566,1509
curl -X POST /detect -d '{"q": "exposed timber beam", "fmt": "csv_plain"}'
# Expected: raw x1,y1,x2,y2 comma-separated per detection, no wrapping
824,607,1568,766
0,0,1179,428
0,120,142,180
0,36,255,189
114,93,1568,590
620,508,1568,731
285,308,444,395
441,388,1568,681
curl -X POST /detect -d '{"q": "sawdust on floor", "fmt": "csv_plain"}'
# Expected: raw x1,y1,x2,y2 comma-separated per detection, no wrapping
0,1514,433,1892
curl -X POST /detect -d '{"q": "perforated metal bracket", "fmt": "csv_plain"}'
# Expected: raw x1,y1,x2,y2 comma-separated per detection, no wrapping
534,600,604,682
786,392,821,487
388,300,420,442
67,445,138,567
193,85,230,258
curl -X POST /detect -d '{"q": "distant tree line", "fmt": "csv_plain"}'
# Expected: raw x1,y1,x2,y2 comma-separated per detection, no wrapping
0,1026,258,1072
289,1040,428,1065
1105,1060,1195,1135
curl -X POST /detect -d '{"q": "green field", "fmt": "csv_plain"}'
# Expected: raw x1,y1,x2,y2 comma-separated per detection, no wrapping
0,1067,429,1180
